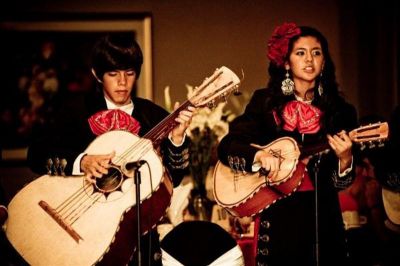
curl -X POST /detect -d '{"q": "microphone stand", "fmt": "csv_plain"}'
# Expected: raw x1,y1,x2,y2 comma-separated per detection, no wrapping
134,164,144,266
125,160,147,266
313,154,322,266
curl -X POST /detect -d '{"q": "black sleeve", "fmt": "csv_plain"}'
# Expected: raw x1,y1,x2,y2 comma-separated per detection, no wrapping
134,98,191,187
333,101,358,189
217,89,277,172
160,137,190,187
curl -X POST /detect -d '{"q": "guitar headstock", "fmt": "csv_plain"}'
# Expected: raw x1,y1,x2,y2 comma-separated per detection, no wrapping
189,66,241,108
349,122,389,150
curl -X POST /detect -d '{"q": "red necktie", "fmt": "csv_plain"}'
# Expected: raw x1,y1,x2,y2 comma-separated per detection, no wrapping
88,109,141,136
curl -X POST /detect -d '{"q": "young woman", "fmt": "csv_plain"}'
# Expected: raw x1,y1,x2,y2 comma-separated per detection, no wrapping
217,22,357,265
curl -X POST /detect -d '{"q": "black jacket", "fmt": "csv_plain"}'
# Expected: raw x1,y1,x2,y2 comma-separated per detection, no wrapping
27,90,189,187
217,88,358,265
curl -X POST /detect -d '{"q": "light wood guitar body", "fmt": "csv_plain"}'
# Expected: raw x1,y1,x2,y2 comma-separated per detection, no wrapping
213,122,389,218
213,137,302,217
5,66,242,265
6,131,172,266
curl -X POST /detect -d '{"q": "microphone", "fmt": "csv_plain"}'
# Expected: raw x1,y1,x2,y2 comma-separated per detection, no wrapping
125,160,147,170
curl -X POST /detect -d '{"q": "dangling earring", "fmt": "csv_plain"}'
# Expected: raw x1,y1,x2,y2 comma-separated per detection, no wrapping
318,72,323,96
281,70,294,95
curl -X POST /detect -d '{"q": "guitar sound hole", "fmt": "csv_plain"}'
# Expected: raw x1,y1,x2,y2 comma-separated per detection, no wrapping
94,166,123,193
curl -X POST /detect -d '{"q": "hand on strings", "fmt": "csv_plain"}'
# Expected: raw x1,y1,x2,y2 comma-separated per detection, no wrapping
171,101,196,145
80,151,116,182
327,130,353,171
254,149,281,181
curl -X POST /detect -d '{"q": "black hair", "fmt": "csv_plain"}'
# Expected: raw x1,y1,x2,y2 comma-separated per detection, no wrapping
91,32,143,81
266,26,343,133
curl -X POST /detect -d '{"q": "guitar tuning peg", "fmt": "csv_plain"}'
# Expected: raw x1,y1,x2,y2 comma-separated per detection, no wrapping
233,87,242,96
378,140,385,147
46,158,53,175
60,158,67,176
360,143,366,151
221,93,228,103
228,155,238,175
207,100,216,109
368,141,376,149
53,157,60,176
233,156,240,167
228,156,234,169
240,158,247,175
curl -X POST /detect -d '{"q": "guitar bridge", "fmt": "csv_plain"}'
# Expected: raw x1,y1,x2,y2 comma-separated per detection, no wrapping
39,200,83,243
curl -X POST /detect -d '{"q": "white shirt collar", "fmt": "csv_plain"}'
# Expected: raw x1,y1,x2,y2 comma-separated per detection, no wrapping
104,97,134,115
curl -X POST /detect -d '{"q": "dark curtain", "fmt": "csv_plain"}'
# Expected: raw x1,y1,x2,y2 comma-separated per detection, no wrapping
339,0,399,120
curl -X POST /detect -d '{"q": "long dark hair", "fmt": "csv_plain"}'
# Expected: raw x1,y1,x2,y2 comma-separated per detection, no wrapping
266,26,343,132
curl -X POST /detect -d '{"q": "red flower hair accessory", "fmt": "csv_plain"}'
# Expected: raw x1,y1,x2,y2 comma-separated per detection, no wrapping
267,22,301,67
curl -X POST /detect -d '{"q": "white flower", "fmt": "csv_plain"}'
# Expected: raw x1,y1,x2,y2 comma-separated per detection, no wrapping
164,84,235,141
187,102,230,141
164,86,172,112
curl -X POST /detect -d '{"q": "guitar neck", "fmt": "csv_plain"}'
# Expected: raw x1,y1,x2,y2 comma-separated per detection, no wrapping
141,66,240,148
299,121,389,159
143,101,193,148
133,66,241,150
299,141,330,159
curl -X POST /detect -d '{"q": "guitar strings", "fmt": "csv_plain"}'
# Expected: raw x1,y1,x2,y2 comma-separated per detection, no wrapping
56,182,92,213
48,70,232,225
107,73,231,183
55,122,382,225
112,69,225,166
64,194,95,223
51,106,192,225
54,182,103,224
100,75,230,200
69,194,103,225
49,124,174,226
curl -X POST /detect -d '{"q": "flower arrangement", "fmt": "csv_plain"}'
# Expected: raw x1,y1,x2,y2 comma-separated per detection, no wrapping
164,84,250,221
267,22,301,67
17,62,59,138
1,39,94,149
1,41,60,147
164,85,237,140
164,85,236,192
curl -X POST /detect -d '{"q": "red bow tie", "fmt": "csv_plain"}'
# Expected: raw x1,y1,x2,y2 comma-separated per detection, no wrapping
88,109,141,136
274,100,322,134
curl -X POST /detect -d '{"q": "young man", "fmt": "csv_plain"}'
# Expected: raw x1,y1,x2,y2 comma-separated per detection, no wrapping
27,33,195,265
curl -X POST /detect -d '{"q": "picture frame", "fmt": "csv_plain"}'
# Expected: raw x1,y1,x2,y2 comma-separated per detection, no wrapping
0,13,153,159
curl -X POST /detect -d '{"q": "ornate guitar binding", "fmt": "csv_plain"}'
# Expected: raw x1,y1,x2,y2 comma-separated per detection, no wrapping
213,122,389,217
5,66,241,266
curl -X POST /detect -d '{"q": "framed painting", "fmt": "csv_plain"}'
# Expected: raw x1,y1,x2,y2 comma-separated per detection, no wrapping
0,13,153,160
